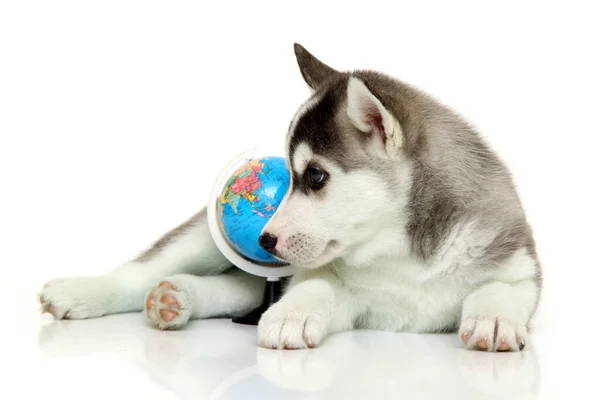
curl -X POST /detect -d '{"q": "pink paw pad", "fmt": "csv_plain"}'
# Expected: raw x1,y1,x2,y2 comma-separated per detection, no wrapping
159,281,177,290
497,341,510,351
160,293,178,306
475,338,488,350
159,309,178,322
145,280,189,329
461,330,473,344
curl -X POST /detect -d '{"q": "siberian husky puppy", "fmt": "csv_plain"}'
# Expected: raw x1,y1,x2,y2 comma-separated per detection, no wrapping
40,44,541,352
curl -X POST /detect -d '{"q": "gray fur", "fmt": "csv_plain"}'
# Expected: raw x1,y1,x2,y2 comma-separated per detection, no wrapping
291,45,542,291
135,208,208,263
294,44,341,90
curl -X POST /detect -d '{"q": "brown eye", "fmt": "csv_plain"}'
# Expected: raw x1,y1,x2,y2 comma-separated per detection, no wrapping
307,166,328,189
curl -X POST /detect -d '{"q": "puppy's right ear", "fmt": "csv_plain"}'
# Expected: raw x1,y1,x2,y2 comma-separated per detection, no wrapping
294,43,341,90
347,77,403,158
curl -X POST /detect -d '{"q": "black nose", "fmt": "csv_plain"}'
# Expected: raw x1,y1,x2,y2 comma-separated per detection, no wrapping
258,233,278,254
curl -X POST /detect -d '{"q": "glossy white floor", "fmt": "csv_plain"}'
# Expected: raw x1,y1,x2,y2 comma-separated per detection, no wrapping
4,276,596,400
35,315,541,400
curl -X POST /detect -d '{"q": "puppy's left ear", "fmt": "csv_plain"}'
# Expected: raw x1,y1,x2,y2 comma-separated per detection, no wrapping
347,77,403,158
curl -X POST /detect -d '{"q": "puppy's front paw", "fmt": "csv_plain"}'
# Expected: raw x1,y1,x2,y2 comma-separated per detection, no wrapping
258,303,328,350
460,316,527,352
39,276,115,320
460,282,531,352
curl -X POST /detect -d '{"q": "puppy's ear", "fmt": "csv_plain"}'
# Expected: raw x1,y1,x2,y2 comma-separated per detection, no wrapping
347,76,403,158
294,43,340,90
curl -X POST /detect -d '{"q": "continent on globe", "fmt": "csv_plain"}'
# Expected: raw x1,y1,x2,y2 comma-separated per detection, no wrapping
221,159,265,215
218,156,290,263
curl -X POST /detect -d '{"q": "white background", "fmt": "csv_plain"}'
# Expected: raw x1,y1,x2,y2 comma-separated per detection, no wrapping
1,1,599,399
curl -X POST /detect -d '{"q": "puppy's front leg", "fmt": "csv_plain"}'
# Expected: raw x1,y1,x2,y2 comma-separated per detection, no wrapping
257,275,353,350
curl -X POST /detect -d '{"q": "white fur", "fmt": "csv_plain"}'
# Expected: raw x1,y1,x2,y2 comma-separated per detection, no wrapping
258,278,337,349
420,220,495,282
460,280,533,351
259,243,538,349
291,142,312,176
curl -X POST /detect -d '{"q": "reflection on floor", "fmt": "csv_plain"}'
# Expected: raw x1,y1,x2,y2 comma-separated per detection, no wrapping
38,314,540,399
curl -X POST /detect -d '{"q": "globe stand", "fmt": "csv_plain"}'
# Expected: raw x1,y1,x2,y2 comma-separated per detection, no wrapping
206,149,297,326
232,277,287,325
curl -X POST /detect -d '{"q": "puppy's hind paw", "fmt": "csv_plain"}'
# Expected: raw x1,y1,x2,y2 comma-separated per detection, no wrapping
145,280,192,330
39,276,115,320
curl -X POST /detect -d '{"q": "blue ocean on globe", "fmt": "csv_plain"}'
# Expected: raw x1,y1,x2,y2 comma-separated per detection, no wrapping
218,156,290,263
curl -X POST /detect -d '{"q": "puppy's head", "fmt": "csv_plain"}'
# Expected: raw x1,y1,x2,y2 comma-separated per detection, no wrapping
260,44,410,269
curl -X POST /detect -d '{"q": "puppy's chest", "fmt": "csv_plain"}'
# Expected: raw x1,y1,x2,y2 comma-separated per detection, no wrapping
342,258,473,332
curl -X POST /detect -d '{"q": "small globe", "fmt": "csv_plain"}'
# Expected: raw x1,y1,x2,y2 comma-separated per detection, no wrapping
217,156,290,263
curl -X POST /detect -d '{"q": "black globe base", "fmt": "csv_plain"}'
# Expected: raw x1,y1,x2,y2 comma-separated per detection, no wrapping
231,277,288,326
